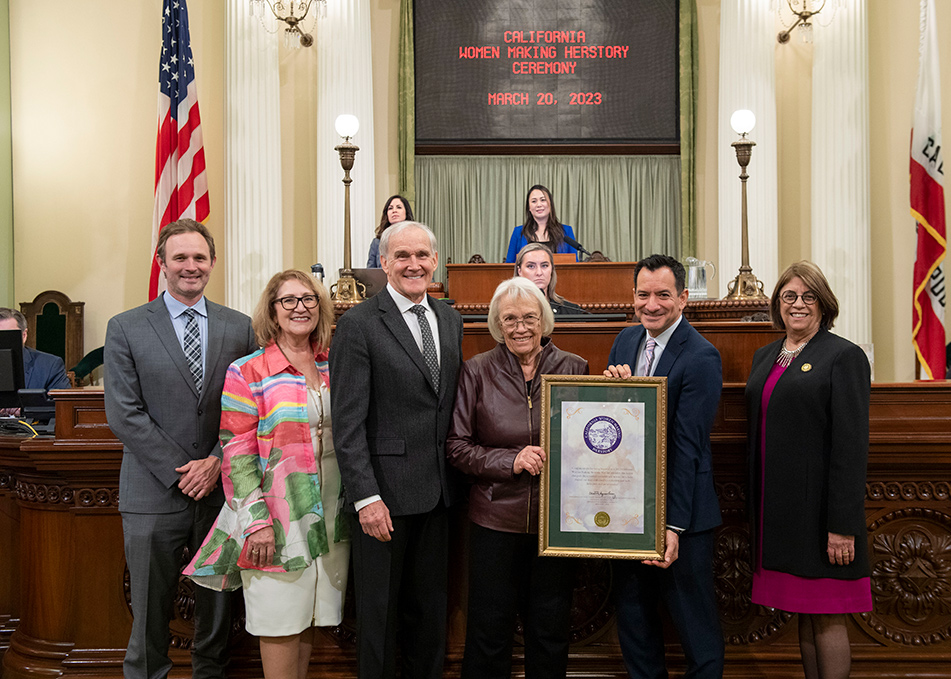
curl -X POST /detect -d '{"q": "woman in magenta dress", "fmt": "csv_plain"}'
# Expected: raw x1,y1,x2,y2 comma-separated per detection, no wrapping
745,261,871,679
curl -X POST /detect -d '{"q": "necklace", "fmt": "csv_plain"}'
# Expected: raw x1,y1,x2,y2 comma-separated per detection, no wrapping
308,380,325,471
776,338,809,368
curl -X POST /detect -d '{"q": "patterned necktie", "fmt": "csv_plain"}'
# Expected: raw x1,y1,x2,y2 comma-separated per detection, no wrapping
410,305,440,392
182,309,203,391
643,337,657,377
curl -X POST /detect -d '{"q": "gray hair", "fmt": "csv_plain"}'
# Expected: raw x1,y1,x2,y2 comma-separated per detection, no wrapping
379,221,438,260
0,307,27,332
487,277,555,343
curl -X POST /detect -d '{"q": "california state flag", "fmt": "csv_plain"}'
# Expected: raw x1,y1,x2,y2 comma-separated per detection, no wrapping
911,0,947,380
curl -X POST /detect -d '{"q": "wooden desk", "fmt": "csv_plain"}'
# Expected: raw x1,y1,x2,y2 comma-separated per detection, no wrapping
444,262,772,323
447,262,637,307
4,377,951,678
464,321,782,383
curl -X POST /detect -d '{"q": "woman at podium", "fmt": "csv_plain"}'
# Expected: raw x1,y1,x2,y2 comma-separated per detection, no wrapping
504,184,579,263
367,195,414,268
515,243,586,315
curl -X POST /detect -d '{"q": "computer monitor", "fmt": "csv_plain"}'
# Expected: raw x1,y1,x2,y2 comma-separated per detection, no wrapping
19,389,55,423
351,268,389,298
0,329,25,409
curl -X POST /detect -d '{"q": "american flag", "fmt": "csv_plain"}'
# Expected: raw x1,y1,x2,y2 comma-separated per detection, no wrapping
149,0,210,300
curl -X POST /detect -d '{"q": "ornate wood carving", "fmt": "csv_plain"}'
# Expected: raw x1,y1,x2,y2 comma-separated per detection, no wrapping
861,508,951,646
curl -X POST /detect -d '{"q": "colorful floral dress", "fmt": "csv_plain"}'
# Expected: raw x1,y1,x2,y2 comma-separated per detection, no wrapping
185,342,348,592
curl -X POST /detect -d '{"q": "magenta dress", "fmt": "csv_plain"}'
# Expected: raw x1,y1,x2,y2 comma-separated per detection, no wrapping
751,361,872,614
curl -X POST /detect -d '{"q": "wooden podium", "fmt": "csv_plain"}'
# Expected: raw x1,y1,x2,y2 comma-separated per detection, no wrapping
446,262,638,309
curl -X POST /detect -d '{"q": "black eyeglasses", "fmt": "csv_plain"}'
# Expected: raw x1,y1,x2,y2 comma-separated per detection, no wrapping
780,290,818,305
274,295,319,310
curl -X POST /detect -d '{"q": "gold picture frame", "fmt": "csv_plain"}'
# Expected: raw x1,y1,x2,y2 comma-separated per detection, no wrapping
539,375,667,559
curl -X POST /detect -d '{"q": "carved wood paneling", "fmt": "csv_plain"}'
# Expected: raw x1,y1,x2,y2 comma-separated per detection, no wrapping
3,375,951,678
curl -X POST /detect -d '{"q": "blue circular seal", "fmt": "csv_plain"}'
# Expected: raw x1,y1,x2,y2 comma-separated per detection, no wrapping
583,416,622,454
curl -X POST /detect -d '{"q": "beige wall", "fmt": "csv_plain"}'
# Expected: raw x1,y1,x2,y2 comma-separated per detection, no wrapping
694,1,950,382
9,0,228,354
7,1,948,382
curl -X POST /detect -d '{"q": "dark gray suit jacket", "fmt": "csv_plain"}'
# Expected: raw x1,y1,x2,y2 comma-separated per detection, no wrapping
330,289,464,516
104,295,256,515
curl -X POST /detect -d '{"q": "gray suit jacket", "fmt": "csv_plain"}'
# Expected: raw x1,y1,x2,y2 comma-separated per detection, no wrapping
104,295,257,515
330,289,464,516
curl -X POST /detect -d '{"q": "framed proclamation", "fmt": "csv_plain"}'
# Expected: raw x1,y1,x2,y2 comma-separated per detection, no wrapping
539,375,667,559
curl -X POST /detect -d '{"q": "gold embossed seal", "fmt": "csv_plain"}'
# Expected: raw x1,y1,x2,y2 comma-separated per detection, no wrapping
594,512,611,527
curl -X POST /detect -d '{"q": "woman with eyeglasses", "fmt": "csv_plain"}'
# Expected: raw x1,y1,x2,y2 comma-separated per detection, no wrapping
447,276,588,678
185,269,349,679
745,261,871,679
514,242,586,315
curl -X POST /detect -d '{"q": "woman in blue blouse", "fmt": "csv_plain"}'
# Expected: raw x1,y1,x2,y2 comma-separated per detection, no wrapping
504,184,579,263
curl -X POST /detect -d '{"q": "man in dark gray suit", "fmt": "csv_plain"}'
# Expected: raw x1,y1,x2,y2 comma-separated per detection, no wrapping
330,221,463,679
105,219,257,679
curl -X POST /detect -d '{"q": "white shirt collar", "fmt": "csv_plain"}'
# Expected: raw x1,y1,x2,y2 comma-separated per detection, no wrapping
386,283,432,314
646,313,683,350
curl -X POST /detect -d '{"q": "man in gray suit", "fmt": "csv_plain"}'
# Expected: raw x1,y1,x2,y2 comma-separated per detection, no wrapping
330,221,463,679
105,219,256,679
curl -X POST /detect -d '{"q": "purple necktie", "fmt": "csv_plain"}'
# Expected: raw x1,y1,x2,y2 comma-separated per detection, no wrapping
643,337,657,376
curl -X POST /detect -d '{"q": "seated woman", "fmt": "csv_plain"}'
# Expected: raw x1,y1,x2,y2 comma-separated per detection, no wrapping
504,184,579,263
515,243,586,315
447,276,589,678
185,269,349,679
367,195,414,268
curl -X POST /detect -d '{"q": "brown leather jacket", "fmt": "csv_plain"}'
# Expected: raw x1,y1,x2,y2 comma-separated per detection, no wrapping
446,339,588,533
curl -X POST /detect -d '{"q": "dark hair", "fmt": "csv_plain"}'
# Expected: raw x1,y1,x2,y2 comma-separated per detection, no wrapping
634,254,686,294
769,260,839,330
156,219,215,261
520,185,566,250
514,242,565,304
374,195,415,239
0,307,27,332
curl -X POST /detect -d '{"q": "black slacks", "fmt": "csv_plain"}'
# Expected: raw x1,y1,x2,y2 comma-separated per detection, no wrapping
614,529,724,679
462,522,576,679
349,507,449,679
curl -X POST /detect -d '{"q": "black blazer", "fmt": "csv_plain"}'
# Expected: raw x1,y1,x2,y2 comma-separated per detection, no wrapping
330,289,464,515
607,317,722,533
745,328,870,579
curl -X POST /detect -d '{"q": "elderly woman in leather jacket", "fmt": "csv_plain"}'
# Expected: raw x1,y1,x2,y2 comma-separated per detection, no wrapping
447,276,588,679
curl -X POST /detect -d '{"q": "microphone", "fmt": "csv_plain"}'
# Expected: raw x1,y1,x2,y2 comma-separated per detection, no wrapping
563,235,593,259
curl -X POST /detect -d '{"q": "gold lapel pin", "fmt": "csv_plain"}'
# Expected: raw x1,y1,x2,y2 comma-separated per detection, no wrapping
801,363,812,372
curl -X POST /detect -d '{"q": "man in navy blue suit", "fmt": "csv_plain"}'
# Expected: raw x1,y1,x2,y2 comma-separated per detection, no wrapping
604,254,724,678
0,308,71,390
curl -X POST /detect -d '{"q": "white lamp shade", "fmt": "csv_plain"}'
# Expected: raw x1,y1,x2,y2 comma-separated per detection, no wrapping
730,109,756,135
334,114,360,138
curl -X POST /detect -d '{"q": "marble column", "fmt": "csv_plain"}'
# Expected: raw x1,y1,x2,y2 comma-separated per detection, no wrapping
717,0,779,298
811,1,871,345
316,0,376,288
224,0,284,316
